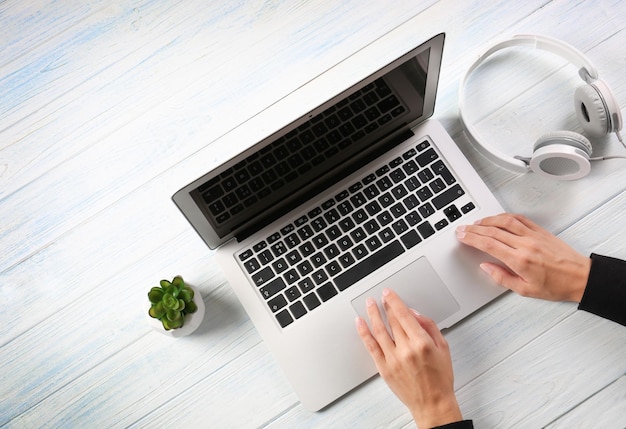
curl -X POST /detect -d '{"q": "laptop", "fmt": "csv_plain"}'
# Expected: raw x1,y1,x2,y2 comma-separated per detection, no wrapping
173,33,506,411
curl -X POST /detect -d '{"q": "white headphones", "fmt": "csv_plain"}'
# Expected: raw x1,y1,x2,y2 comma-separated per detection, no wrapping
459,34,624,180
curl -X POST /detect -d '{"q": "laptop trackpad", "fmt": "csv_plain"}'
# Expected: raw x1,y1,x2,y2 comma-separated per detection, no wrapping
351,257,460,328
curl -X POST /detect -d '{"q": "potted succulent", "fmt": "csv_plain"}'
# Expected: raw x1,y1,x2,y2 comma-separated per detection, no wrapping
147,276,205,337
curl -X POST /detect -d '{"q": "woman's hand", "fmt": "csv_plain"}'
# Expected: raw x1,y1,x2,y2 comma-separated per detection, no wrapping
355,288,462,428
456,213,591,302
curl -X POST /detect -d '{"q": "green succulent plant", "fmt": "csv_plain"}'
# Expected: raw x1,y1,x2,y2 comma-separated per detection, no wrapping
148,276,198,330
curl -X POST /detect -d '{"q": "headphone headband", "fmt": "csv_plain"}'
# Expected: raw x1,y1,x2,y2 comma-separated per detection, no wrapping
458,34,601,174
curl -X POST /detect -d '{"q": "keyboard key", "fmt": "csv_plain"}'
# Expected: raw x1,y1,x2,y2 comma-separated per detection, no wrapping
391,184,408,199
299,278,315,293
284,269,300,285
285,286,301,301
417,186,433,202
401,230,421,249
337,236,354,251
325,261,342,276
272,258,288,274
297,261,314,276
258,249,274,265
350,192,367,208
244,258,261,274
461,202,476,214
253,241,267,252
268,294,288,312
252,266,275,286
416,140,430,151
326,225,342,240
312,233,329,249
290,301,307,319
275,309,293,328
363,184,380,199
324,209,340,224
239,249,253,261
299,242,315,257
392,219,409,235
317,283,338,302
297,225,314,240
363,219,381,235
418,203,435,218
311,217,328,232
312,269,329,285
352,208,368,224
271,242,288,257
429,178,446,194
377,211,393,226
324,243,340,259
415,148,439,167
311,253,327,268
418,168,434,183
432,184,465,210
365,201,382,216
353,244,368,259
378,192,394,208
379,227,394,243
339,253,356,268
435,219,449,230
303,292,321,310
390,202,407,218
335,240,405,291
417,221,436,239
444,205,462,222
405,211,422,226
365,236,382,251
260,277,286,299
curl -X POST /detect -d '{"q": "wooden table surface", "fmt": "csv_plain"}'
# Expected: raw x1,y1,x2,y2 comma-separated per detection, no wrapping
1,1,625,427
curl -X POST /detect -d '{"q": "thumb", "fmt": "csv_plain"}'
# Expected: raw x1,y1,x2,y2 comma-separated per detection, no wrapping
480,262,526,292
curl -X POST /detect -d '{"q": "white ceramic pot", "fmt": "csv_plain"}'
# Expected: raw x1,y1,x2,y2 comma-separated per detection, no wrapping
147,284,205,337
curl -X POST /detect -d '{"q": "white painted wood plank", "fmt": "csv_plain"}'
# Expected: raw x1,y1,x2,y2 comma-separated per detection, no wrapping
456,311,626,428
546,375,626,429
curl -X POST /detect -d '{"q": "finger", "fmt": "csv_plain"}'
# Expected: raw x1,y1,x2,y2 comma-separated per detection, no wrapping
382,291,409,344
382,289,432,344
473,213,537,236
355,316,386,364
365,297,396,351
456,224,520,263
480,262,530,294
412,312,446,350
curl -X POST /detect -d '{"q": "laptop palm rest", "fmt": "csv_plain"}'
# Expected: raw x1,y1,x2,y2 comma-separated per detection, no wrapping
351,256,460,329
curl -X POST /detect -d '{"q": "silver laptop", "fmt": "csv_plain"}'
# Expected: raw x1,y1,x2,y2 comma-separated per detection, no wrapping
173,33,505,411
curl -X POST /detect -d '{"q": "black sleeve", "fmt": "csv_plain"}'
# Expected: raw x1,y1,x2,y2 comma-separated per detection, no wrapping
432,420,473,429
578,253,626,326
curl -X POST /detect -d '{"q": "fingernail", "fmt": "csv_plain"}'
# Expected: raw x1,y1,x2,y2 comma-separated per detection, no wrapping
355,317,364,328
456,225,466,239
480,263,493,275
382,288,391,297
410,308,421,317
474,218,483,225
366,297,376,307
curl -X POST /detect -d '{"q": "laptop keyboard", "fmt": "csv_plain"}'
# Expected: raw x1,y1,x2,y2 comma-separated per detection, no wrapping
237,138,476,328
197,78,407,226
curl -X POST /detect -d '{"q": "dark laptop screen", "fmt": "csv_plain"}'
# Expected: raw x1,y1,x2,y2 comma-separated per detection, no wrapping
190,46,432,241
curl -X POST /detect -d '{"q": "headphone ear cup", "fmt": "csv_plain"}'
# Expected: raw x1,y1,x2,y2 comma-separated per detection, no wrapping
574,84,610,137
530,131,592,180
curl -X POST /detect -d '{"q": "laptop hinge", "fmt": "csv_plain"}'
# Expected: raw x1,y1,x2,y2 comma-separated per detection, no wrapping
235,128,415,243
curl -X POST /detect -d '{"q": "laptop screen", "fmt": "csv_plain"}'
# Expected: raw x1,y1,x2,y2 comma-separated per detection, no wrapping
174,33,444,248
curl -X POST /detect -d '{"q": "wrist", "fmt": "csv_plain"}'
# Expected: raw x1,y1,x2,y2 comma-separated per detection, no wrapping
570,255,591,303
410,396,462,429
